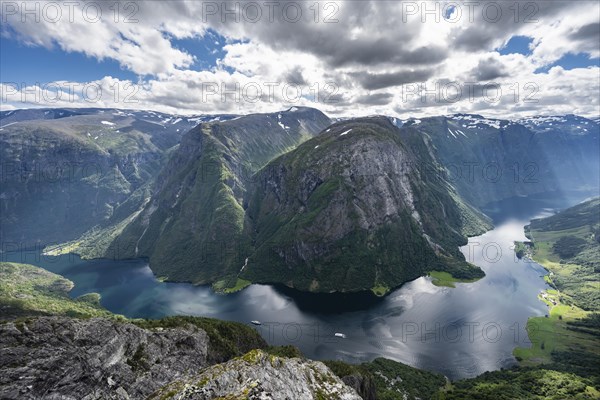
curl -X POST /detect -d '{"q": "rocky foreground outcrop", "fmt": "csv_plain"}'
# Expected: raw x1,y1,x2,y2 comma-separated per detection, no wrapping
150,349,362,400
0,317,363,400
0,317,210,399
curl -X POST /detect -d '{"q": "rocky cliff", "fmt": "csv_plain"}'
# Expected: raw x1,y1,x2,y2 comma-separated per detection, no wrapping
243,117,489,293
0,317,210,399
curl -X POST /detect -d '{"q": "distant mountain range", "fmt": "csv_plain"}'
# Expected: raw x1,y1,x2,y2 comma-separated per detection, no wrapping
2,107,598,294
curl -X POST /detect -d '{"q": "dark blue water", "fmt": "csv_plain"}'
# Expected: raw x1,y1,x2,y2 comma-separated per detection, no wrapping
1,191,594,380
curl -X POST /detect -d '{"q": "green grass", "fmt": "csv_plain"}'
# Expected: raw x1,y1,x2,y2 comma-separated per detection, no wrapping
0,262,116,319
371,284,390,296
517,198,600,312
213,278,252,294
514,311,595,365
428,270,482,288
508,198,600,395
445,368,600,400
325,357,446,400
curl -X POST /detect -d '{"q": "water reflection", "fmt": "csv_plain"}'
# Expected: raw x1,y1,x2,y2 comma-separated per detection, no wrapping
1,191,595,380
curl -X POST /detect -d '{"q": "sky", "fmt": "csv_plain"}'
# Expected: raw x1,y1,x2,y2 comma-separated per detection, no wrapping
1,0,599,118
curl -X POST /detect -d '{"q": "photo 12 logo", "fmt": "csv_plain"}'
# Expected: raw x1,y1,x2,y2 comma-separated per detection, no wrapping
247,319,540,346
400,81,540,105
1,81,139,105
1,1,140,23
399,1,539,24
0,1,342,24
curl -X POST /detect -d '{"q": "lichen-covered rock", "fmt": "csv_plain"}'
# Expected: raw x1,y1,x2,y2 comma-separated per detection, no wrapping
0,317,209,399
151,350,362,400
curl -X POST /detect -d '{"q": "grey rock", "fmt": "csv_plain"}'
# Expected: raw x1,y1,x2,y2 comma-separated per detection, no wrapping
0,317,209,399
151,350,362,400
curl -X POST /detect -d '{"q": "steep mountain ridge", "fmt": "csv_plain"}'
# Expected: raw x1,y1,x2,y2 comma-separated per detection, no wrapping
405,114,599,207
4,107,598,295
0,108,242,246
102,107,332,285
242,117,489,293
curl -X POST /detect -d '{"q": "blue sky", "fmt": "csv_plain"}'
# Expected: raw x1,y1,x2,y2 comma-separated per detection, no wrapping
535,52,600,73
498,36,534,57
1,29,232,83
1,35,138,83
499,35,600,72
1,1,599,117
4,31,596,85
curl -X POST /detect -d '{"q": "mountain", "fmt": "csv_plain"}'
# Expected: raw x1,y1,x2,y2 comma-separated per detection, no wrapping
0,108,241,248
405,114,600,207
3,107,599,295
523,197,600,310
242,117,489,293
91,107,333,286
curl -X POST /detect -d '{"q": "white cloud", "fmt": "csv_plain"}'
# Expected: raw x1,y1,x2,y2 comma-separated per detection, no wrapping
1,0,599,118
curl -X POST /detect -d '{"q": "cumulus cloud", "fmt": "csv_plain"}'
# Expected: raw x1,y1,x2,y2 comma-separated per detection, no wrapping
470,57,510,81
352,69,436,90
1,0,599,117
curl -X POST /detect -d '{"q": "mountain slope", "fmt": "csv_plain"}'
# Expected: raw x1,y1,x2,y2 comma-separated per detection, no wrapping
242,117,489,293
406,114,600,207
0,110,200,246
102,107,332,285
0,108,244,247
523,197,600,310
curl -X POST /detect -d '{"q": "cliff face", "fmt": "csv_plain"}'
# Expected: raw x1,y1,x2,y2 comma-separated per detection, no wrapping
243,117,488,293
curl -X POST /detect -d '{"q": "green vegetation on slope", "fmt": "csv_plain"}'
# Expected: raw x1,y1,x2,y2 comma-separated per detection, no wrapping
244,117,487,293
444,368,599,400
325,357,447,400
0,262,114,319
519,198,599,310
108,109,331,289
0,262,268,366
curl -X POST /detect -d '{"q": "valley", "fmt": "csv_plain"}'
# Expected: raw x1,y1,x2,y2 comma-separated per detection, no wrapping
513,198,600,379
3,3,599,398
4,108,598,296
1,107,599,399
1,192,598,399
